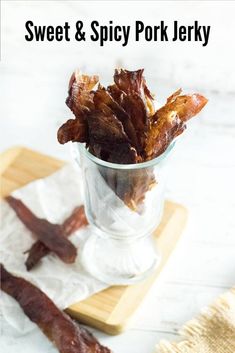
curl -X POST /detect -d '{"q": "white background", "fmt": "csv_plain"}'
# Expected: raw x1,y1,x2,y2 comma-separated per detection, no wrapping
1,1,235,353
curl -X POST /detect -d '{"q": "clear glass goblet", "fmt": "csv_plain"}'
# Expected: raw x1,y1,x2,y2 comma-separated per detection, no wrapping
73,142,174,285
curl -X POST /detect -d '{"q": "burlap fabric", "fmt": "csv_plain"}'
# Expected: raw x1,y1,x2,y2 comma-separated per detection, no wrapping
156,288,235,353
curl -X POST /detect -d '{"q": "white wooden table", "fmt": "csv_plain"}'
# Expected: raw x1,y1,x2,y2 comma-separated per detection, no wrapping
1,2,235,352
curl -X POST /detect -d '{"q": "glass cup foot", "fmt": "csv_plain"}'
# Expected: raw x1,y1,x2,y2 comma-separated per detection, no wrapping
81,232,161,285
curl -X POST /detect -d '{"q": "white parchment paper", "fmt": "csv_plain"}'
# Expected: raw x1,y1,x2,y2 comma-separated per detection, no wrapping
0,165,108,342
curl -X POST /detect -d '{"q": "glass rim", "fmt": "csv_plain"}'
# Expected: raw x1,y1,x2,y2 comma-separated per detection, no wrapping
75,141,175,170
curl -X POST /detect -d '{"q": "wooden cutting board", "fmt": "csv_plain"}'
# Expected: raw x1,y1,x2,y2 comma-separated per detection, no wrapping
0,146,187,335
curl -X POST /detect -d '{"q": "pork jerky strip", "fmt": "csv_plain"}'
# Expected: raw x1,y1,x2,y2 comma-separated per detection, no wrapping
145,91,208,159
79,326,112,353
6,196,77,264
0,264,111,353
62,205,88,236
26,206,88,271
58,70,99,145
93,85,139,150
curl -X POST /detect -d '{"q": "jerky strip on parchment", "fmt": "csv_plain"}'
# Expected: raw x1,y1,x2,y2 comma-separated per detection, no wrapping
6,196,77,264
26,206,88,271
0,264,111,353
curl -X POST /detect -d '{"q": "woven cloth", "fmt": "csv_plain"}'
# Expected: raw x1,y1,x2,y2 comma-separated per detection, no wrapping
156,287,235,353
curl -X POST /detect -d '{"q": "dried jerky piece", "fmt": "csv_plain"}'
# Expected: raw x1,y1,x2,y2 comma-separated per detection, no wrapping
157,90,208,122
116,168,156,211
80,326,111,353
6,196,77,264
109,81,155,119
68,70,99,92
121,93,148,153
145,91,208,159
114,68,141,93
62,205,88,235
114,68,145,96
166,88,182,104
66,70,99,120
57,118,88,144
94,86,139,149
90,140,138,164
113,69,155,154
108,83,150,156
145,111,186,159
107,84,124,105
87,110,129,144
25,241,51,271
114,68,155,115
26,206,88,271
171,93,208,122
96,142,138,164
0,264,111,353
87,109,138,164
100,166,156,212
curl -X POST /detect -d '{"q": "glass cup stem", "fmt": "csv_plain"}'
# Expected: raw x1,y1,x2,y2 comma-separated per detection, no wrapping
81,226,161,285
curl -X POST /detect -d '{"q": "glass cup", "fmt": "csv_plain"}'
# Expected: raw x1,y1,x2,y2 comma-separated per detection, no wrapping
73,142,174,285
